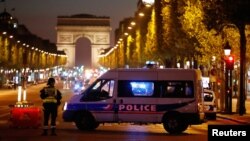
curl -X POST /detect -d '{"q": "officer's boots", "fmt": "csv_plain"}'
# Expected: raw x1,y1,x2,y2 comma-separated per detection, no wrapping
41,129,48,136
51,128,57,136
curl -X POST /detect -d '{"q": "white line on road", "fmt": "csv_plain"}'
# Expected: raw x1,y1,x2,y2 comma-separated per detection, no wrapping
0,106,9,110
0,120,8,124
0,113,10,118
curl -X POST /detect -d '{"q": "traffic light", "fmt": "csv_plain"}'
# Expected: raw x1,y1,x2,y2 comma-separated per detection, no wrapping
225,55,234,70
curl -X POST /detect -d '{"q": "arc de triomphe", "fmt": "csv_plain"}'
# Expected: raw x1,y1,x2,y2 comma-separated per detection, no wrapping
56,14,111,68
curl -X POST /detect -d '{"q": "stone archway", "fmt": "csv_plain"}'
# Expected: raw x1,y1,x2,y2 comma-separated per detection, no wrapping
56,14,111,68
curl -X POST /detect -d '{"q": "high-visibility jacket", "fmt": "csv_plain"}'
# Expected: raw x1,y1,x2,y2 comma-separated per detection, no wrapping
42,87,57,103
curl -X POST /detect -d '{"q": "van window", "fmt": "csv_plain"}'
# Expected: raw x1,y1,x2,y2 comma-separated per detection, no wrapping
118,81,155,97
81,79,114,101
130,82,154,96
162,81,194,98
204,91,214,102
101,80,115,98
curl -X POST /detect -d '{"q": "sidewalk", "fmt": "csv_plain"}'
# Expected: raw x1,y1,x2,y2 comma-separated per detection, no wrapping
216,98,250,124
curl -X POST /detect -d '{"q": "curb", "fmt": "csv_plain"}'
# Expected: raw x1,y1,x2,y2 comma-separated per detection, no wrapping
217,114,250,124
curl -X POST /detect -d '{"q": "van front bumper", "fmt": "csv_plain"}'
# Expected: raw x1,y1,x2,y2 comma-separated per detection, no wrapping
62,110,75,122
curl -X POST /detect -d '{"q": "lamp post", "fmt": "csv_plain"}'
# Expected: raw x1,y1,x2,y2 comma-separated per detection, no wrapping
142,0,155,6
224,42,233,114
22,49,28,104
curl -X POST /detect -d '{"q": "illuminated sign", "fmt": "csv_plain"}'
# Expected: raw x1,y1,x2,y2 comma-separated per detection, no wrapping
202,77,210,88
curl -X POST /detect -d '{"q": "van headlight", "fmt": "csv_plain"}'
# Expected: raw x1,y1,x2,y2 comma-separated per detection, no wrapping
63,102,68,111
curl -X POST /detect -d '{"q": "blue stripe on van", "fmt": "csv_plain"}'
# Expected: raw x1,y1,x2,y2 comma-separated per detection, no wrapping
156,100,195,111
67,103,115,111
66,100,195,112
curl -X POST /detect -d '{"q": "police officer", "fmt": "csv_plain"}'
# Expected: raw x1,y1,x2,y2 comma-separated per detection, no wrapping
40,77,62,136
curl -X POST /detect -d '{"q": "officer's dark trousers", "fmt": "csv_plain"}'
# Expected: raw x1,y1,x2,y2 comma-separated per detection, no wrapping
43,103,58,128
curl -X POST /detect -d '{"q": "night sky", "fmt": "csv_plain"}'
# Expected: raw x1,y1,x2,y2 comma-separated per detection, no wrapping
1,0,138,44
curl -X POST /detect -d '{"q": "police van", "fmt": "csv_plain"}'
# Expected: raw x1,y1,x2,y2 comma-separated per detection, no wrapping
62,68,205,134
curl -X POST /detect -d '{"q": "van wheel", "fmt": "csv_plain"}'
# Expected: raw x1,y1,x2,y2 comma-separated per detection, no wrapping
210,113,216,120
74,113,98,131
163,115,188,134
206,113,216,120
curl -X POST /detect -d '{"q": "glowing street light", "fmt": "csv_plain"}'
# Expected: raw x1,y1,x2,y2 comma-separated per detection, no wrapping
224,41,231,56
142,0,155,6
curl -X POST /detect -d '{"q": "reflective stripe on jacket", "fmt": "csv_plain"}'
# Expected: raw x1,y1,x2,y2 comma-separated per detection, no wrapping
43,87,57,103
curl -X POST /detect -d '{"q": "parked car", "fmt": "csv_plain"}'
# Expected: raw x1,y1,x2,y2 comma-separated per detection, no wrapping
204,89,217,120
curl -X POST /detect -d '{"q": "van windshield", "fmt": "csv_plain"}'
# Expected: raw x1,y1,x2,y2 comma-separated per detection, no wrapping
80,79,114,101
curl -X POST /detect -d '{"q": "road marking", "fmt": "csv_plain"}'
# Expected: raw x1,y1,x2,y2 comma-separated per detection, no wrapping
0,120,8,124
0,113,10,118
0,106,9,110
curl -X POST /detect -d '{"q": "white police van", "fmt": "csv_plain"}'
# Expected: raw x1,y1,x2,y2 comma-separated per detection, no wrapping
63,68,205,134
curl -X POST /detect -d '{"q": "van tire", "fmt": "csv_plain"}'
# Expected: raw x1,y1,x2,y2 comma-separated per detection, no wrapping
74,112,98,131
163,115,188,134
205,113,216,120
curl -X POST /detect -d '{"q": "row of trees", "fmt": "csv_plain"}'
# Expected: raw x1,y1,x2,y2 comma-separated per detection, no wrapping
99,0,250,115
0,10,67,71
101,0,250,70
0,32,67,70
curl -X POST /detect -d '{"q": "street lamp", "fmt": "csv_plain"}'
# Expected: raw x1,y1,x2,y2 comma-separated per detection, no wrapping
224,42,231,56
224,41,233,114
142,0,155,6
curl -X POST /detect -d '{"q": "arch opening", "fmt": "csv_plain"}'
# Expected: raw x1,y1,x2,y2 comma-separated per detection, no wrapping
75,37,91,68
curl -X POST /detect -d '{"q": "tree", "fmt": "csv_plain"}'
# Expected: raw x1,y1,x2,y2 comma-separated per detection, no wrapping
180,0,224,66
202,0,250,115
